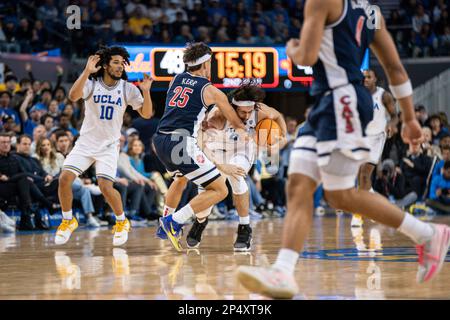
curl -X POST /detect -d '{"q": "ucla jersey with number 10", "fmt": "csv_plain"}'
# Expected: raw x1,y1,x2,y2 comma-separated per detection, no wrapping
79,77,143,151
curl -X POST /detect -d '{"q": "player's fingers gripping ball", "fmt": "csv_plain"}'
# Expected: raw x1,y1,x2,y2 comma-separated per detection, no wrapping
255,119,281,146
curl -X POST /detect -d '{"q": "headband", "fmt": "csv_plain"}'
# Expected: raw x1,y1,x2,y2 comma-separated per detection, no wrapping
186,53,212,67
231,98,255,107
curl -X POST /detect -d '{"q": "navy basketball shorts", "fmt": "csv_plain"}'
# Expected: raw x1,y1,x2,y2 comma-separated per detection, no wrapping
288,83,374,191
153,132,222,188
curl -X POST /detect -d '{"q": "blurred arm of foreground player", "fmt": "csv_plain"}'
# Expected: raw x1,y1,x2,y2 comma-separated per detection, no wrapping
285,0,329,66
68,55,100,102
203,85,250,142
370,15,422,144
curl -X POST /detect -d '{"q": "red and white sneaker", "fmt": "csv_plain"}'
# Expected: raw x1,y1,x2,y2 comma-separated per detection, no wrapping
236,266,298,299
416,223,450,283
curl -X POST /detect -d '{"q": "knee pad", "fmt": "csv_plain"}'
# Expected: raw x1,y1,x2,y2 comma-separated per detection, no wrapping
228,175,248,195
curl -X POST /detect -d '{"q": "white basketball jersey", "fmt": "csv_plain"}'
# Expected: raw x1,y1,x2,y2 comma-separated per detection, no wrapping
78,78,143,151
365,86,388,136
204,107,258,162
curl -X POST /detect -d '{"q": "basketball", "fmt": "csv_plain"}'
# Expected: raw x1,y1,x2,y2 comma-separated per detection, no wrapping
255,119,281,146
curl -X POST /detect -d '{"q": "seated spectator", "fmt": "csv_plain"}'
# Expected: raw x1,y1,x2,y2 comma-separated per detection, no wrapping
438,26,450,55
0,133,37,230
415,105,429,126
137,25,158,43
173,24,194,43
413,24,438,57
422,126,441,158
54,130,72,157
374,159,418,209
41,114,55,133
237,26,255,44
57,113,79,137
252,24,274,45
30,125,47,154
429,114,449,145
34,137,64,177
128,9,152,36
0,91,21,134
412,4,430,33
426,160,450,214
400,142,433,200
118,134,158,219
15,135,59,217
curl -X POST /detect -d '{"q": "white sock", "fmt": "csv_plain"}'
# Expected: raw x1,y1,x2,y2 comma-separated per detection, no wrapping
398,212,434,244
239,215,250,225
163,205,175,217
273,248,299,275
115,213,126,221
173,204,194,224
62,210,73,220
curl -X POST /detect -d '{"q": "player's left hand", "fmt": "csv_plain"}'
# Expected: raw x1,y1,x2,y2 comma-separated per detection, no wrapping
401,119,422,145
216,163,247,179
138,73,154,91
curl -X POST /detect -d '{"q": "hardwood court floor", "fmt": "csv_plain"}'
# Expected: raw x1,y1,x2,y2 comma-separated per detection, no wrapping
0,215,449,300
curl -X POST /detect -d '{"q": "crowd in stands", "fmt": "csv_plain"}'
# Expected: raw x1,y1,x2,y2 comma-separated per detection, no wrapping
0,0,449,58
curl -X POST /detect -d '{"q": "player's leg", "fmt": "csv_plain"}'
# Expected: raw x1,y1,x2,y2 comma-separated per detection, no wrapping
237,129,320,298
155,135,227,251
96,146,130,246
156,175,188,240
186,186,212,249
55,151,94,245
352,133,384,227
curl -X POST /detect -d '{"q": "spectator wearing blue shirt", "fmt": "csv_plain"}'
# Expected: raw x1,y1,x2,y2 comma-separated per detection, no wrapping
430,114,450,145
427,160,450,214
432,145,450,180
0,91,21,134
57,112,79,137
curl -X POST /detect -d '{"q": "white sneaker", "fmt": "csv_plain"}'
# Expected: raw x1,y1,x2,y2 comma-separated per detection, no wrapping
0,210,16,227
86,215,100,228
315,206,325,217
351,214,363,227
112,218,131,246
55,218,78,245
236,266,299,299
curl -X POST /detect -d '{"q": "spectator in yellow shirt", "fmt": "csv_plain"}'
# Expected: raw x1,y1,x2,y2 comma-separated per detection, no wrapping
128,9,152,36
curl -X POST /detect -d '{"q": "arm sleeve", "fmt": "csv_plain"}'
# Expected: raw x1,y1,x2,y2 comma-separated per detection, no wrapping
126,83,144,110
82,79,94,100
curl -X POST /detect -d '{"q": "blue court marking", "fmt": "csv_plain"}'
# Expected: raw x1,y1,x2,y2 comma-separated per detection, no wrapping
300,247,450,262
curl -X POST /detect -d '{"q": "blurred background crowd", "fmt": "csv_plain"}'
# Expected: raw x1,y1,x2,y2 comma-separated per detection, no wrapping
0,0,449,233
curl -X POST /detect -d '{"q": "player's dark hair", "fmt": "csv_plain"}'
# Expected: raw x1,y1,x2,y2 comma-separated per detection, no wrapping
228,79,265,110
91,45,130,81
17,134,32,144
183,42,212,72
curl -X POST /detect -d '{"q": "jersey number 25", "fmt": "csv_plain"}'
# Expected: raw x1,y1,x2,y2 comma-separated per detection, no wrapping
168,86,193,108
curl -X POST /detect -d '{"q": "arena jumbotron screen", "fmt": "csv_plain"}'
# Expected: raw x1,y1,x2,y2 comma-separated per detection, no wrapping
121,45,369,92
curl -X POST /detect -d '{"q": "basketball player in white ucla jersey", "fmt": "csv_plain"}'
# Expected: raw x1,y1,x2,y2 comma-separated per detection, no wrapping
237,0,450,299
351,68,397,228
160,82,287,252
55,46,153,246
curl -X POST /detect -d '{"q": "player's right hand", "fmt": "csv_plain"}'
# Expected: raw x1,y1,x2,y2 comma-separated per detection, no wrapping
216,164,247,179
401,119,422,145
84,55,101,74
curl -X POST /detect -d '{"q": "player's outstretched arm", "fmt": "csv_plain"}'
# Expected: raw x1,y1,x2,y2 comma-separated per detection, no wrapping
286,0,328,66
203,85,248,137
370,16,422,144
68,55,101,102
137,73,154,119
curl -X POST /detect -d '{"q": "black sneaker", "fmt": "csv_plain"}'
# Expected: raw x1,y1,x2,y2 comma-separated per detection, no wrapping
234,224,252,252
186,218,208,248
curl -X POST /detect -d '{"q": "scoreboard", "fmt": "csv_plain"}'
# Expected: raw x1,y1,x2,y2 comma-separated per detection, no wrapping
123,45,369,91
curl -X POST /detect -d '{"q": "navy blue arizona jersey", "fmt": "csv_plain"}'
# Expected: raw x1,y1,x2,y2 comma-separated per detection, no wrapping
311,0,375,96
157,72,213,138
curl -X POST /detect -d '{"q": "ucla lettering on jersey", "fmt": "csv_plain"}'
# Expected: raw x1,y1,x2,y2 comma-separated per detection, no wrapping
157,72,213,138
365,86,388,135
311,0,376,96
